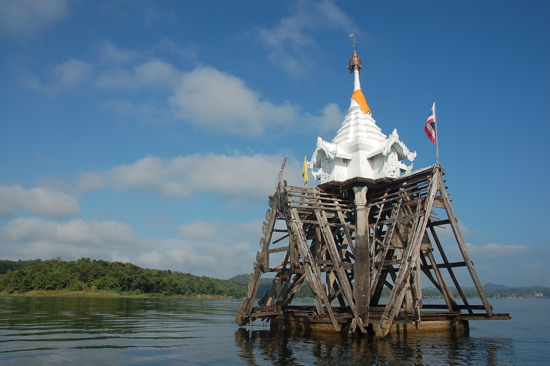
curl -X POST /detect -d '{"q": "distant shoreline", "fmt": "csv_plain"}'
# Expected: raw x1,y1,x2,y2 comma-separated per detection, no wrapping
0,290,238,299
1,290,547,300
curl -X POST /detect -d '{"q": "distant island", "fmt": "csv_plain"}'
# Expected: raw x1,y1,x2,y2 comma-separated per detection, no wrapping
0,258,548,299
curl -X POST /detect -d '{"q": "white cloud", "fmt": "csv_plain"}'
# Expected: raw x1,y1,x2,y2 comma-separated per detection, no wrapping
23,36,342,135
0,216,265,278
0,184,79,218
0,217,143,262
28,45,178,95
135,238,256,279
52,59,92,91
0,0,68,38
177,66,346,135
256,0,352,77
98,40,139,65
170,66,299,136
308,102,345,134
75,153,300,200
230,220,263,242
154,37,199,61
465,242,530,259
0,216,259,278
73,170,109,191
27,58,93,95
176,220,222,240
96,58,180,90
1,218,137,246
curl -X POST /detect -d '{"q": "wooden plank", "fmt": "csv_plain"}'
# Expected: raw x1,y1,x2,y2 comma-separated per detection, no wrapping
376,210,425,227
370,197,403,285
420,261,466,270
427,219,450,227
436,174,493,317
375,171,439,339
424,250,459,311
286,202,342,332
268,246,289,253
422,304,487,310
429,223,475,314
335,201,355,253
315,209,357,316
278,271,305,307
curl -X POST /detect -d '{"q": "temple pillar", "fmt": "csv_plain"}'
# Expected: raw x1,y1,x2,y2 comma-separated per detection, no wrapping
353,186,370,325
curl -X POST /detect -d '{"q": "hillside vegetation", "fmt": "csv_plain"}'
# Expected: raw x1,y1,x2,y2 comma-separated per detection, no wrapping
1,259,547,299
0,258,246,298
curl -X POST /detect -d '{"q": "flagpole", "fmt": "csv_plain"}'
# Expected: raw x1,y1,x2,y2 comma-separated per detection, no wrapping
434,102,440,166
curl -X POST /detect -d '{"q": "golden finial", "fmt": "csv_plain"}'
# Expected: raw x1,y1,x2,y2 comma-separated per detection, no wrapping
347,50,362,72
347,27,362,73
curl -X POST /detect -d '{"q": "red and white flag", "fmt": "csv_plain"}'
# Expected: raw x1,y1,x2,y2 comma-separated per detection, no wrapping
424,102,436,143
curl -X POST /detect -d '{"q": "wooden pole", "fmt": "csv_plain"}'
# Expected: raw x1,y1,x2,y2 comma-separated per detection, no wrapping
434,102,440,166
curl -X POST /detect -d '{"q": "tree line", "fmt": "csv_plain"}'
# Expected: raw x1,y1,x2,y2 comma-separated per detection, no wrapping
2,259,547,299
0,258,246,298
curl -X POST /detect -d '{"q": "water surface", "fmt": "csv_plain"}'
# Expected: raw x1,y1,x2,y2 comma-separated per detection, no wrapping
0,297,547,365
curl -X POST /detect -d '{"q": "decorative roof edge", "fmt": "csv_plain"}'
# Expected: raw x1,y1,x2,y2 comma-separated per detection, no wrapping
365,129,417,162
310,137,352,167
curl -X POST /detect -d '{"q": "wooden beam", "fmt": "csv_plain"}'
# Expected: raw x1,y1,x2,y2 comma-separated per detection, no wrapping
436,173,493,316
375,171,440,338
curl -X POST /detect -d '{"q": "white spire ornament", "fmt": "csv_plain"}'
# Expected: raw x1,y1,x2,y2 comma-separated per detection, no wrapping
310,48,416,184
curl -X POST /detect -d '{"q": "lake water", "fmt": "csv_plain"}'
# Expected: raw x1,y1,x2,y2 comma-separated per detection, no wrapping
0,297,548,365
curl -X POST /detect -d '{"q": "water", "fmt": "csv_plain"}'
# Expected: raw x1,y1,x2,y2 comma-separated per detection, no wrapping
0,297,548,365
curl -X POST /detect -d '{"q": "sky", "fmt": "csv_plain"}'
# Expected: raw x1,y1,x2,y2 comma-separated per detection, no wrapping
0,0,548,287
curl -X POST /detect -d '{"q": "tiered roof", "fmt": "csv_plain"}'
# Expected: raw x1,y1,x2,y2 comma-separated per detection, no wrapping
310,48,416,183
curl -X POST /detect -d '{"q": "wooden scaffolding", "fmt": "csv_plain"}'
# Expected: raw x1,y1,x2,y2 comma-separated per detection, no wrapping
236,162,510,338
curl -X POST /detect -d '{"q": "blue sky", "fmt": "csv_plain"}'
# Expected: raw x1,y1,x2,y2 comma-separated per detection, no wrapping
0,0,548,286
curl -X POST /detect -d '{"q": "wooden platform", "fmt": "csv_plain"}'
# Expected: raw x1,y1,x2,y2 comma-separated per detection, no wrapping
236,162,511,338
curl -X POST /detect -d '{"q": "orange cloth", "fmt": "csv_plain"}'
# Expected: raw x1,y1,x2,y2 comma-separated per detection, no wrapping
351,89,371,115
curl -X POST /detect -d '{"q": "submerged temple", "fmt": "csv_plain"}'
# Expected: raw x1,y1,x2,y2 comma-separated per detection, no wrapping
236,47,510,338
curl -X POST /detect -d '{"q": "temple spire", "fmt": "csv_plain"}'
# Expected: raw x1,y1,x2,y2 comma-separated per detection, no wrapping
309,42,416,183
347,47,371,114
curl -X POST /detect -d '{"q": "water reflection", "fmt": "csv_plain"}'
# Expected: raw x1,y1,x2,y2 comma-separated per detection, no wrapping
0,297,223,365
234,327,515,366
0,297,528,365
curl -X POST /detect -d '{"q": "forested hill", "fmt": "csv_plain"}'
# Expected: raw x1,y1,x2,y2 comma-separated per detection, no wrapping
0,258,246,298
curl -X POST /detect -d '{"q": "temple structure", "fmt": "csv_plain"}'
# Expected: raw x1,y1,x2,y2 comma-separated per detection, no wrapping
310,49,416,183
236,47,510,338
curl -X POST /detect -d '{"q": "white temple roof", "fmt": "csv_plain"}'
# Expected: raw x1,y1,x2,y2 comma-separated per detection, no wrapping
309,47,416,183
331,106,387,154
365,129,417,162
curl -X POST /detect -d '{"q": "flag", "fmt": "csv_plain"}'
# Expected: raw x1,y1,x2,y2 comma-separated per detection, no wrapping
424,102,436,143
351,89,372,115
302,155,308,185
